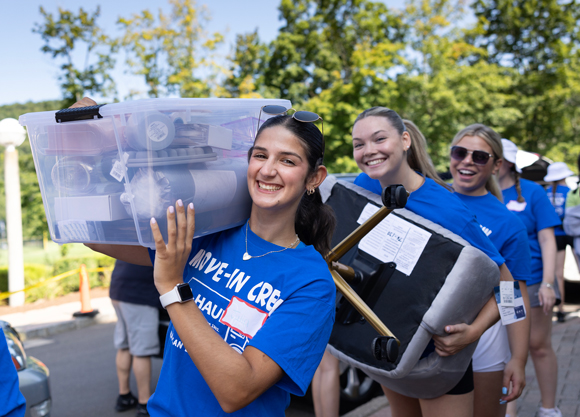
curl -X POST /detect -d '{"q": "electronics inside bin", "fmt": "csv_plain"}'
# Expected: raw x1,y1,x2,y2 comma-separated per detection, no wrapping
20,98,291,247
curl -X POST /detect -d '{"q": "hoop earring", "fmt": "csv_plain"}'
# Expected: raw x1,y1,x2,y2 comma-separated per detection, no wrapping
306,188,315,196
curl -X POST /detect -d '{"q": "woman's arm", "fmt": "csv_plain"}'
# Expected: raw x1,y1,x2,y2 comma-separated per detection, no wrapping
151,201,284,412
538,227,557,314
501,281,530,402
433,263,513,356
84,244,152,266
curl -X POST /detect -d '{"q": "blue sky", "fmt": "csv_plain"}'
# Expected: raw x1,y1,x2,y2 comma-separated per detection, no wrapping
0,0,402,106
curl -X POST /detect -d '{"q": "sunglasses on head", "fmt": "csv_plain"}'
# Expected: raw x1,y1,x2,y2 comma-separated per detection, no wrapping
257,105,324,158
450,145,494,165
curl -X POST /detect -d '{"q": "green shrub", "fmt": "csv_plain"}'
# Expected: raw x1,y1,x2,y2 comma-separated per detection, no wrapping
0,264,51,305
0,254,115,305
52,255,115,295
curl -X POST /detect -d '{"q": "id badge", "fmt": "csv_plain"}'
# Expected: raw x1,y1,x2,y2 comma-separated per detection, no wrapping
500,281,515,307
494,281,526,325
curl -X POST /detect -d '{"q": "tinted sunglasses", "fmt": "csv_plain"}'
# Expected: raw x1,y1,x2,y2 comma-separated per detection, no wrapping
257,105,324,158
450,146,494,165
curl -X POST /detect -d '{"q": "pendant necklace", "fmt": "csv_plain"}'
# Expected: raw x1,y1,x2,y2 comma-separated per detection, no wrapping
243,222,300,261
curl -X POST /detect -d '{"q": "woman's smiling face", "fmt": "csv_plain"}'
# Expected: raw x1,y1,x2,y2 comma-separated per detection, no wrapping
247,125,314,216
450,135,502,196
352,116,411,182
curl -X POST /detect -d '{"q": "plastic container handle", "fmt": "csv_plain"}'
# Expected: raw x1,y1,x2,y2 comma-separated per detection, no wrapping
55,104,106,123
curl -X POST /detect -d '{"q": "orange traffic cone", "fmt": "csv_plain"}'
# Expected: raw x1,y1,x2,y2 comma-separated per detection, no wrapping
73,264,99,318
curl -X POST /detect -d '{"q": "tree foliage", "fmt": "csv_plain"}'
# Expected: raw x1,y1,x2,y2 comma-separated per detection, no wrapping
33,7,118,107
118,0,224,98
468,0,580,168
0,101,64,240
16,0,580,242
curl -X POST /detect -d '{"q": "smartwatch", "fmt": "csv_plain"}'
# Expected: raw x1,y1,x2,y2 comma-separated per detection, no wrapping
160,283,194,309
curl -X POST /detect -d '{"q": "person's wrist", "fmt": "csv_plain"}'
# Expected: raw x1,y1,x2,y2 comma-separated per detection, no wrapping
541,282,554,290
508,355,527,366
156,280,183,296
466,324,481,344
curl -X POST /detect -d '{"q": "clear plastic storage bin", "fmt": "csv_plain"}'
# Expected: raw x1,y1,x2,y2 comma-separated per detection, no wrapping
19,98,291,248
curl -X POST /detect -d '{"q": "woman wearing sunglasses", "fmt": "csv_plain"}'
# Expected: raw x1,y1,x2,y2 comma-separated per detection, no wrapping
82,97,337,416
499,139,562,417
449,124,531,417
350,107,515,417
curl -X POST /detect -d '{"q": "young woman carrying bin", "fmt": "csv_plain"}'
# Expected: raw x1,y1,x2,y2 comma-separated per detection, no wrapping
79,97,338,416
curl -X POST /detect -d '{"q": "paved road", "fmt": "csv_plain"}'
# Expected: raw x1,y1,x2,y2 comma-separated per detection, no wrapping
25,321,315,417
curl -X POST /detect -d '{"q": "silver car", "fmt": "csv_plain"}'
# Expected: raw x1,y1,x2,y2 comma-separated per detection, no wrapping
2,320,52,417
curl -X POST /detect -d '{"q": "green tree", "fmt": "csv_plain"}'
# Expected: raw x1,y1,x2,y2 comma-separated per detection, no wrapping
33,6,118,107
118,0,224,98
468,0,580,167
221,30,270,98
226,0,408,172
394,0,521,170
0,101,64,240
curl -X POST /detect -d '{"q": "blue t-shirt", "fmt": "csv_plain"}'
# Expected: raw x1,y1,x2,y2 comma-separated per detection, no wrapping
503,179,561,285
354,173,505,266
545,185,569,236
147,222,335,416
0,334,26,417
455,193,531,282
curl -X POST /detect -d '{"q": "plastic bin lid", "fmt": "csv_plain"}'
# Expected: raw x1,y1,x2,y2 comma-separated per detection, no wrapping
19,98,292,127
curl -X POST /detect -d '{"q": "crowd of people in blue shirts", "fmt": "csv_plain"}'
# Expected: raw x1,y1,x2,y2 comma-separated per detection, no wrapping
1,97,579,417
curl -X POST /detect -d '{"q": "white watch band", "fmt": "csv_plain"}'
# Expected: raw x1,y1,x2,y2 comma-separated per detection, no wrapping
159,286,181,309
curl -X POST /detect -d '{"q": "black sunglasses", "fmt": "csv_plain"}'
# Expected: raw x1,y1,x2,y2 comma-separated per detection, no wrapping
450,145,494,166
257,105,324,158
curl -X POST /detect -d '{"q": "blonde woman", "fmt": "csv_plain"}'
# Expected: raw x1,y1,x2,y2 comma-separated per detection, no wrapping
448,124,531,416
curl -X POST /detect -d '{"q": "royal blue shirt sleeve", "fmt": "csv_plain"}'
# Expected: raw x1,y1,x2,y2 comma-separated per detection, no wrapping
534,185,562,232
500,224,532,282
0,335,26,417
455,218,505,267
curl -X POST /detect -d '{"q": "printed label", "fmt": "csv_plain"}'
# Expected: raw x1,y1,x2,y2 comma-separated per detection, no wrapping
57,220,104,241
109,153,129,182
110,161,125,182
358,203,431,276
147,120,169,142
220,296,268,339
494,281,526,325
500,281,515,307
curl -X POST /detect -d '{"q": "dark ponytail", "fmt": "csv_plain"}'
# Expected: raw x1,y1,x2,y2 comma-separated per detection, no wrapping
295,186,336,256
251,115,336,256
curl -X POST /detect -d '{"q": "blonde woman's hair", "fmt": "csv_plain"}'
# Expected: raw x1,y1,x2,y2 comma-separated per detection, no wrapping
451,124,504,202
354,107,452,191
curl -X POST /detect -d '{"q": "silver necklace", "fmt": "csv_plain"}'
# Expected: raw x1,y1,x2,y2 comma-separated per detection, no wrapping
243,222,300,261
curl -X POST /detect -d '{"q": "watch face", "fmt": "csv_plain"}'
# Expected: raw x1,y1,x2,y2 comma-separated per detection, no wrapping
177,283,193,301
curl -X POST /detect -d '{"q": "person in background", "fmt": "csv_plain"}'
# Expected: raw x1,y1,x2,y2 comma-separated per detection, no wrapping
544,162,576,322
347,109,513,417
0,333,26,417
498,139,561,417
111,260,161,417
448,124,531,417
